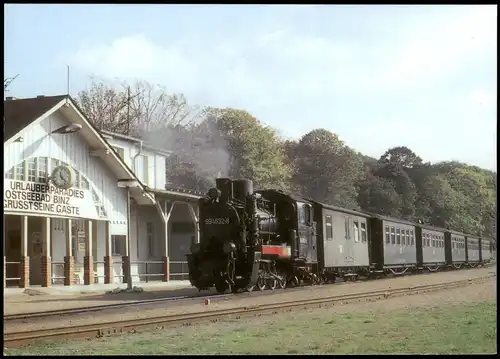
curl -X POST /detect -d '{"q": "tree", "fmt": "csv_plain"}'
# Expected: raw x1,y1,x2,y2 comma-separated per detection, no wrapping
358,173,403,217
76,77,197,136
291,129,364,208
204,107,292,191
379,146,423,169
4,74,19,92
374,162,418,220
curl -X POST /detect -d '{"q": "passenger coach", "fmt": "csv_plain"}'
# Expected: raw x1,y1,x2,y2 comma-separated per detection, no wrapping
313,203,371,281
368,215,417,275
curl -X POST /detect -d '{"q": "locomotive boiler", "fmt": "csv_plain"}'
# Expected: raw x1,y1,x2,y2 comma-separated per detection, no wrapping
187,178,291,293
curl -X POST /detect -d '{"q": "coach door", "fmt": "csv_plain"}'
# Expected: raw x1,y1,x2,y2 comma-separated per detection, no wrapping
298,203,317,263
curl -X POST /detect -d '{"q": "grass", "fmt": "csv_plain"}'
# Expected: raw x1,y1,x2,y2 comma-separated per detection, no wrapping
6,301,497,355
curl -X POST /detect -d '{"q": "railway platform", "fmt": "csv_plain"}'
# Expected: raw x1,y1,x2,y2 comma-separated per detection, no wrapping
4,280,196,316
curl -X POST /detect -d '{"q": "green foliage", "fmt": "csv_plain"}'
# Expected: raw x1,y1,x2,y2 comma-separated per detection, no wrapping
289,129,364,208
81,78,496,240
203,107,293,191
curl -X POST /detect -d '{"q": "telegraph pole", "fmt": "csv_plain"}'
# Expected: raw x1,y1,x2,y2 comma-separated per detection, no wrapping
126,86,131,135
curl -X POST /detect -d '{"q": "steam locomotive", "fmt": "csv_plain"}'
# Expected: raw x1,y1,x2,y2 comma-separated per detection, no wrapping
186,178,495,294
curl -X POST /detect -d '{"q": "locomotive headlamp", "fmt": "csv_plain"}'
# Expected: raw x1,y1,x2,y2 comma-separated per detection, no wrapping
208,188,221,200
223,242,237,254
191,243,201,254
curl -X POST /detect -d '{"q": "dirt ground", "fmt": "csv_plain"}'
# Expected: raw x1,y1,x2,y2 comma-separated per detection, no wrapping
4,266,495,334
4,266,494,316
7,277,497,355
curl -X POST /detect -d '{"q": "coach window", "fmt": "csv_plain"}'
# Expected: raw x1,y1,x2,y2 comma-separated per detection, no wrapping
344,217,350,240
325,215,333,240
361,222,367,243
426,234,431,247
410,230,414,246
390,227,396,245
385,226,390,244
353,221,360,242
396,228,401,245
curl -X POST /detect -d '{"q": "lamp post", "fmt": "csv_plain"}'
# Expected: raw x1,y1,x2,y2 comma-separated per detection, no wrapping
117,179,139,290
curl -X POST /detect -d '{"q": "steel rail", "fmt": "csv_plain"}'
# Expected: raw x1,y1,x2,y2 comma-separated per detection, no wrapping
4,275,494,348
5,268,493,321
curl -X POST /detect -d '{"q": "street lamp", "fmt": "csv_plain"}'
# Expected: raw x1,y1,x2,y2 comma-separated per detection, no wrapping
117,179,140,290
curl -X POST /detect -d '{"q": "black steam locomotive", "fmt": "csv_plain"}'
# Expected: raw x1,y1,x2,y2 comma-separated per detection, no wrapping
186,178,494,294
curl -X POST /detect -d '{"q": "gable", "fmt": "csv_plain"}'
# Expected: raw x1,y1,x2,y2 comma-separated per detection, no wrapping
4,95,67,142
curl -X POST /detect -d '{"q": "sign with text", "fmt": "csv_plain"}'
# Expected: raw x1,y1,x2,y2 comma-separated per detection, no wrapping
4,180,100,219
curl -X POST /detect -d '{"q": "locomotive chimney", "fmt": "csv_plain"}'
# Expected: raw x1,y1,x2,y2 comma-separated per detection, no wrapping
232,179,253,202
216,178,233,203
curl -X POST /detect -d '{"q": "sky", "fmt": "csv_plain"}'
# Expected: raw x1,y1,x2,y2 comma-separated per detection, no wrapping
4,4,497,171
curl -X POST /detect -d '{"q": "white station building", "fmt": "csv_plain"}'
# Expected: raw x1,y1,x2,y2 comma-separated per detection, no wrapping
3,95,201,288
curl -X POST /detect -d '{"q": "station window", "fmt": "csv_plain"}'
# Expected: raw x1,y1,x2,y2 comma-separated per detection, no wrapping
353,221,360,243
112,146,125,160
111,235,127,256
361,222,367,243
81,177,90,190
14,161,25,181
26,158,36,182
139,155,149,184
147,222,155,257
396,228,401,245
36,157,48,183
385,226,390,244
390,227,396,244
51,158,60,172
325,215,333,241
75,172,81,188
5,167,14,179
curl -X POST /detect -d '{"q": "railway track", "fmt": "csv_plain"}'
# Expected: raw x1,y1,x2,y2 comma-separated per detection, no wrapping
4,292,229,321
6,267,493,322
4,274,494,349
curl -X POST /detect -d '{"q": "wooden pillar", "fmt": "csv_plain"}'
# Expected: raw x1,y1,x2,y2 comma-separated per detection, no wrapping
187,203,200,244
64,219,74,286
19,216,29,288
104,221,113,284
3,214,6,288
163,200,170,282
83,220,93,285
41,217,51,287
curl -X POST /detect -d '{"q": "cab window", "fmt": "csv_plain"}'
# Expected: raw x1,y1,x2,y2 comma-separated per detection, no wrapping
298,206,306,225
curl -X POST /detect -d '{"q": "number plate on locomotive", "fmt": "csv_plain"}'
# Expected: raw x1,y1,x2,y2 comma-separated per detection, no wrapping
205,217,230,225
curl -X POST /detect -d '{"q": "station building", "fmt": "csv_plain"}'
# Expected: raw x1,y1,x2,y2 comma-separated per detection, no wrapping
3,95,201,288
